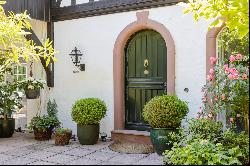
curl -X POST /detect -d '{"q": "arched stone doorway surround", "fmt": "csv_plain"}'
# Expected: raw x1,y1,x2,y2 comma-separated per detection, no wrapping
206,24,225,75
113,11,176,130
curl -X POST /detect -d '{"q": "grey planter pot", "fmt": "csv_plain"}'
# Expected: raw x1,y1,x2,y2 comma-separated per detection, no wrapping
77,124,100,145
25,89,40,99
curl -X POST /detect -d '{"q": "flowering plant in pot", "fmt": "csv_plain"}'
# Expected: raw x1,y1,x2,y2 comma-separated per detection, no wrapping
0,82,23,138
18,77,45,99
71,98,107,145
28,99,60,141
202,54,249,133
55,128,72,146
142,95,189,155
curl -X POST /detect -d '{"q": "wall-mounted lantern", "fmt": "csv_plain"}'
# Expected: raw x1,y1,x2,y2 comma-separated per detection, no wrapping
69,47,85,71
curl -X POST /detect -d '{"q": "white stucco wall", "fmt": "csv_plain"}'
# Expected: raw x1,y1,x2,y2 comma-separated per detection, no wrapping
26,19,50,125
51,5,211,136
60,0,100,7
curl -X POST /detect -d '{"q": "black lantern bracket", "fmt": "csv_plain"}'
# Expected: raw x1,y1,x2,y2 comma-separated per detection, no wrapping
69,47,85,71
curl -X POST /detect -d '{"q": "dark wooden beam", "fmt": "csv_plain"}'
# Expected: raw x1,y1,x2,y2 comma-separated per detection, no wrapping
24,28,54,87
46,22,55,88
3,0,50,22
51,0,184,22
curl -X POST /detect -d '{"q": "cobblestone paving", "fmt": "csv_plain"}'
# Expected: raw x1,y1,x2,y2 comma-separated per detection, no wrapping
0,132,164,165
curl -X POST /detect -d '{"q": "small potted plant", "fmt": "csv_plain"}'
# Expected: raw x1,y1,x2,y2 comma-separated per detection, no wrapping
18,77,45,99
29,115,60,141
71,98,107,145
0,82,23,138
28,99,60,141
142,95,189,155
55,128,72,146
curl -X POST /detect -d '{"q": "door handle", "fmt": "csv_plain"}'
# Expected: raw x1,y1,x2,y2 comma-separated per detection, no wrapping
163,82,167,94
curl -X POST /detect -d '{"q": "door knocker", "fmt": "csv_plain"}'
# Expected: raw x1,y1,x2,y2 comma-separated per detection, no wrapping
144,59,149,75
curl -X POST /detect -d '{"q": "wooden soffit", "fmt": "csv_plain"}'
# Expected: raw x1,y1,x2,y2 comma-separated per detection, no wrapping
51,0,184,22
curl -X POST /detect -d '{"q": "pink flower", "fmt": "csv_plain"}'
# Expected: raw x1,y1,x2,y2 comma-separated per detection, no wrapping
207,74,214,81
242,74,248,80
196,114,200,119
225,67,230,74
230,68,238,74
210,57,217,65
221,94,226,100
209,68,215,75
233,74,239,80
229,55,236,62
246,68,249,73
214,96,218,101
202,97,207,102
204,116,208,119
237,114,241,118
236,54,243,60
228,74,234,80
224,64,229,69
230,118,234,122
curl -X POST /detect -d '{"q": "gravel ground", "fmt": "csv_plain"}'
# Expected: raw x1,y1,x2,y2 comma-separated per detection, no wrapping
0,132,164,165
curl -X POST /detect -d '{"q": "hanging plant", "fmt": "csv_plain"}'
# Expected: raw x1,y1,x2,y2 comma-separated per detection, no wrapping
18,77,45,99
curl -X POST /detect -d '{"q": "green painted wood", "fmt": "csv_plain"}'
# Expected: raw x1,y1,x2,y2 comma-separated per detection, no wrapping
125,30,167,131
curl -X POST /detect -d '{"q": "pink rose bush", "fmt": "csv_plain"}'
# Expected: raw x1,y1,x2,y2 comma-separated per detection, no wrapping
201,54,249,129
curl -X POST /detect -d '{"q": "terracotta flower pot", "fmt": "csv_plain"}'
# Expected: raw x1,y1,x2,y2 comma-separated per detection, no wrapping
33,127,52,141
55,131,72,146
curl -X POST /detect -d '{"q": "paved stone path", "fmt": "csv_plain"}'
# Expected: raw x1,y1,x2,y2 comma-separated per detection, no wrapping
0,132,163,165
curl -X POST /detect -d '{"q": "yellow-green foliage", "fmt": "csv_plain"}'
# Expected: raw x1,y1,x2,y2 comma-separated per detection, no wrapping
179,0,249,39
71,98,107,125
142,95,189,128
0,1,57,74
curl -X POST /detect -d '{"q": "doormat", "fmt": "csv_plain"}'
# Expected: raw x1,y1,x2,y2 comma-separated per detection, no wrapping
109,142,154,154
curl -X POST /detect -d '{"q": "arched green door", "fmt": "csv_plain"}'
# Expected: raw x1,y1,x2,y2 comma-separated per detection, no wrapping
125,30,167,131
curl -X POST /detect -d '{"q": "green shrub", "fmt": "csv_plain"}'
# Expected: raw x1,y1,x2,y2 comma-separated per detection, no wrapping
47,99,58,118
164,119,249,165
142,95,189,128
221,130,249,165
28,115,60,132
28,99,60,132
188,118,223,143
71,98,107,125
164,139,242,165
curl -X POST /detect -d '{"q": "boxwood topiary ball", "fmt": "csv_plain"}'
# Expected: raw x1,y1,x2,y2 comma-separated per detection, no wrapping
142,95,189,129
72,98,107,125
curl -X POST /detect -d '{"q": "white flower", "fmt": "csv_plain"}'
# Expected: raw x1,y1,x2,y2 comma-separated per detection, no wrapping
17,91,24,97
28,85,34,90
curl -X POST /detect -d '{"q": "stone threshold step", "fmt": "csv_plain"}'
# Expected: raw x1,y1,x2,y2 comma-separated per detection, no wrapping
111,130,152,145
111,130,150,136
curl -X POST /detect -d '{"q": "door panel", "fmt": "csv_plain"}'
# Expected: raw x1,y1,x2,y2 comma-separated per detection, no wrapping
125,30,167,131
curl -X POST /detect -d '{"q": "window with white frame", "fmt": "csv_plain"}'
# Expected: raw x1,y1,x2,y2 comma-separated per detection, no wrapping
13,64,27,82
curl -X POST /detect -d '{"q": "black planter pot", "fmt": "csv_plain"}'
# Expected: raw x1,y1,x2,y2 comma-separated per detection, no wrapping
25,89,40,99
77,124,100,145
0,119,15,138
150,128,178,155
